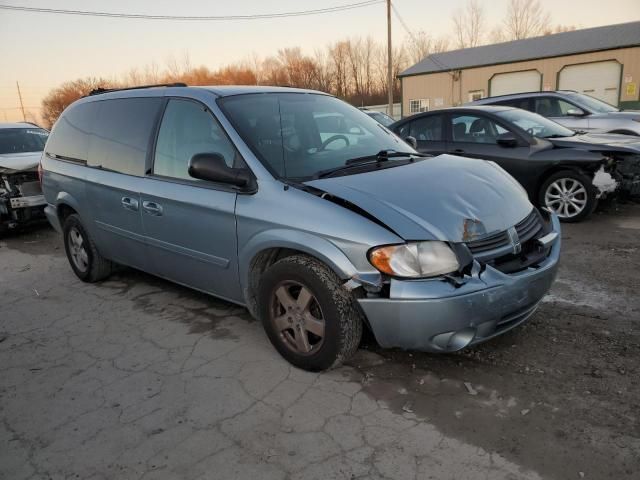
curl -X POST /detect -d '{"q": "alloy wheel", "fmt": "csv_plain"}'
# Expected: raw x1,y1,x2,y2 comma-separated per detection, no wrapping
67,226,89,273
270,281,325,355
544,178,588,219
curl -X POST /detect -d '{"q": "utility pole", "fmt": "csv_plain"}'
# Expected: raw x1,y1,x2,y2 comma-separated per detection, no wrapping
386,0,393,117
16,81,26,122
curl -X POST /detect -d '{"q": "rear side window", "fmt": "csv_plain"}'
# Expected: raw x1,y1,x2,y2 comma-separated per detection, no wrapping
46,102,96,162
88,98,162,176
533,97,578,117
495,98,531,110
408,116,443,141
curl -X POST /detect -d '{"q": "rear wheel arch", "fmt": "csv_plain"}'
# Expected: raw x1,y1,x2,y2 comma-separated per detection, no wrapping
57,203,78,224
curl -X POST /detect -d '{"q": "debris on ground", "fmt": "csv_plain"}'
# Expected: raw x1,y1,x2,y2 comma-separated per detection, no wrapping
464,382,478,395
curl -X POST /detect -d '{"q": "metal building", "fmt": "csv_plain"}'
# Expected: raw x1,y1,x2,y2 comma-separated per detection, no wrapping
399,21,640,116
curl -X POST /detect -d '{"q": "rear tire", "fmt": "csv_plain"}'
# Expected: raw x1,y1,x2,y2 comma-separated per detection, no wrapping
63,214,112,282
539,170,596,223
257,254,363,371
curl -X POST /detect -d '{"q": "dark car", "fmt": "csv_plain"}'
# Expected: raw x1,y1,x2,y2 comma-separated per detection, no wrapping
390,106,640,222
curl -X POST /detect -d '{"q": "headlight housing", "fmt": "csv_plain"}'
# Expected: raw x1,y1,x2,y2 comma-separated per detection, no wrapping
368,241,460,278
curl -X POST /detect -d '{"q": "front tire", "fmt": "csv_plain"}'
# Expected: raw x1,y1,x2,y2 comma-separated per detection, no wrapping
539,170,596,223
258,255,363,371
63,214,113,282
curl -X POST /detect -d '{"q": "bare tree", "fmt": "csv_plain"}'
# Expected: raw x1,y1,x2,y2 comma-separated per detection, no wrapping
405,31,449,64
543,24,576,36
452,0,485,49
329,41,350,98
502,0,551,40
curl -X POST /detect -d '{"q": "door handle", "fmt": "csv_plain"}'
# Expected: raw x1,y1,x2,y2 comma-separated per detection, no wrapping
121,196,139,211
142,201,163,216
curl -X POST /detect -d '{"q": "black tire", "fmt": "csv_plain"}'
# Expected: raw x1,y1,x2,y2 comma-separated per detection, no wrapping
63,214,112,282
539,170,597,223
257,254,363,371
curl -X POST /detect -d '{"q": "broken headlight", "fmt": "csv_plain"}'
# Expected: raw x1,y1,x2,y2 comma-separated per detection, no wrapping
368,241,460,278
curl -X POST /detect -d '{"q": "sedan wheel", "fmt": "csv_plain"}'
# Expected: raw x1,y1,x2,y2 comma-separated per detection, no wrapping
544,177,589,220
270,281,325,356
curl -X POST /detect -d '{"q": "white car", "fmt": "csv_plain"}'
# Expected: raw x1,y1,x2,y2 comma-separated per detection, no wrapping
470,91,640,136
0,123,49,234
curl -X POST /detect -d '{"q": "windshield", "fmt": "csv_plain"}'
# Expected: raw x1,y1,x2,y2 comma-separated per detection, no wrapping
218,93,414,180
367,111,395,127
0,128,48,154
496,109,575,139
566,92,619,113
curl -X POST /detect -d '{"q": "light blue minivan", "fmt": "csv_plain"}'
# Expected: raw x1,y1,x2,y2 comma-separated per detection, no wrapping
41,85,560,371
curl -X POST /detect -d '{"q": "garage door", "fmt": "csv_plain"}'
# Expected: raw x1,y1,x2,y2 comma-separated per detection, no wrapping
558,61,621,105
490,70,541,96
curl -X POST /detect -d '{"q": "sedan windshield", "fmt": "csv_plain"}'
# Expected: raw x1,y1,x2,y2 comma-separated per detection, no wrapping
0,128,49,154
566,92,619,113
218,93,414,180
495,109,575,139
367,111,395,127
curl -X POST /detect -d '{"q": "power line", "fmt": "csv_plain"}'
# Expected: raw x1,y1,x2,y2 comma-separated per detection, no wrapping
390,1,453,73
0,1,384,21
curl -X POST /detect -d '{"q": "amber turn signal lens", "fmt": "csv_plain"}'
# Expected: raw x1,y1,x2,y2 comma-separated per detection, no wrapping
369,246,395,275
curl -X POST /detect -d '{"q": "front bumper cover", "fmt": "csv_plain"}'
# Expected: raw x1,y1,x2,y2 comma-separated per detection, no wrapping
358,214,561,352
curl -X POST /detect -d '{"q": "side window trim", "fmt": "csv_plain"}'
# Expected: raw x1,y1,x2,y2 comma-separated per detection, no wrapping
146,97,169,175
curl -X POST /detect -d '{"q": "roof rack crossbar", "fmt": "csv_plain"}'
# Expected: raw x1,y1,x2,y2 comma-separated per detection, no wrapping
89,82,187,96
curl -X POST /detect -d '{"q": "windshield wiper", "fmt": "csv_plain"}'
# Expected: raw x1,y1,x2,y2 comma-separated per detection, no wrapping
345,149,422,165
313,151,427,179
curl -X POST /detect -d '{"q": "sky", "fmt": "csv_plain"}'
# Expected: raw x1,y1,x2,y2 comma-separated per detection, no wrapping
1,0,639,122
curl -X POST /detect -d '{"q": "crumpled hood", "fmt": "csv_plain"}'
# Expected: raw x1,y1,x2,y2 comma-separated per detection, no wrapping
0,151,42,173
305,155,533,242
548,133,640,152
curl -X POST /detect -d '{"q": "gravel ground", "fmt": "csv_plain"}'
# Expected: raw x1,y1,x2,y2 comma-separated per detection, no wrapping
1,203,638,479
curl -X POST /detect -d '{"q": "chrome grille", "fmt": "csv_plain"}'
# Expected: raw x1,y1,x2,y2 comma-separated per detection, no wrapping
466,209,543,256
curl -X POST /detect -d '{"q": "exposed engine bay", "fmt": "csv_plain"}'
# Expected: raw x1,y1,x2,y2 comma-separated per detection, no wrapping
0,168,46,233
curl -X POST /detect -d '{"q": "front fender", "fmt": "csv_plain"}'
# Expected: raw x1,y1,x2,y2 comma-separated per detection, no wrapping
238,228,362,293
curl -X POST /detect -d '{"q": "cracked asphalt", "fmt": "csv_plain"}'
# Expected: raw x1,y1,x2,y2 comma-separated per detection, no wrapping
1,203,639,480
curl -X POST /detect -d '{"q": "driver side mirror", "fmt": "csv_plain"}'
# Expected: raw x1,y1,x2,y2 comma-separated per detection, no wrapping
496,132,519,148
188,152,252,188
404,136,418,149
566,107,586,117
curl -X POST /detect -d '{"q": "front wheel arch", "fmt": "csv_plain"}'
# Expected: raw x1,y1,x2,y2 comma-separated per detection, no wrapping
607,129,638,136
538,169,597,222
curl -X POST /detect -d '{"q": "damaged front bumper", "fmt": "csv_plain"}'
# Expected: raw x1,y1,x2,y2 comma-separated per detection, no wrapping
1,171,47,230
357,214,561,352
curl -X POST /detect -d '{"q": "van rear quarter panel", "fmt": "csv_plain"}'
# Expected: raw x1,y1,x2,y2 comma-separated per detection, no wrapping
41,158,90,230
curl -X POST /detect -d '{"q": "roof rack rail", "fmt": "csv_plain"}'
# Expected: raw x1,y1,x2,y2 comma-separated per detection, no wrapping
89,82,187,96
